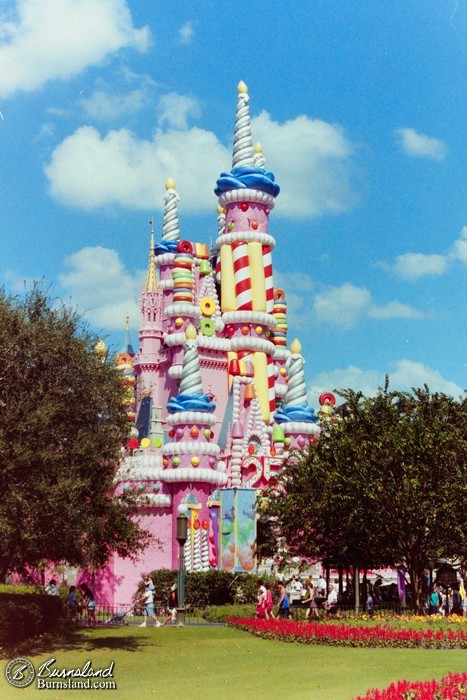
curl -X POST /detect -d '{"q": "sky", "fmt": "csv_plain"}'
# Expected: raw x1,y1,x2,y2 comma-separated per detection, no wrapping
0,0,465,407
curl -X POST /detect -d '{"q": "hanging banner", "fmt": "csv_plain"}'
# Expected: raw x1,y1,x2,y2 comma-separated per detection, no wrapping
220,488,257,573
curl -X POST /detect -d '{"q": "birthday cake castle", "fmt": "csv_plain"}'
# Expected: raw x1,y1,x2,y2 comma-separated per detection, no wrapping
98,82,327,605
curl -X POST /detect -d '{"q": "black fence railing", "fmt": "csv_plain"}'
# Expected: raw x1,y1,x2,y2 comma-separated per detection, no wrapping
62,603,213,626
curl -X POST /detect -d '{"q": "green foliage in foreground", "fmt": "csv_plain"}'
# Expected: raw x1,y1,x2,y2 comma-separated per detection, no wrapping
266,384,467,614
133,568,275,608
0,287,150,582
1,626,466,700
0,592,61,646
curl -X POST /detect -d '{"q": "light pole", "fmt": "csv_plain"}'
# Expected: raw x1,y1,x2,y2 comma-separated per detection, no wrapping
176,504,188,626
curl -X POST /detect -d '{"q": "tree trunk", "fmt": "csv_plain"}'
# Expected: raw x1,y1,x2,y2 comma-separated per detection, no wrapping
409,565,425,614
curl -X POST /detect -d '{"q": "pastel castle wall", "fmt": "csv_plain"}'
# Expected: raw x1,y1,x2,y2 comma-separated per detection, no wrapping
92,83,324,606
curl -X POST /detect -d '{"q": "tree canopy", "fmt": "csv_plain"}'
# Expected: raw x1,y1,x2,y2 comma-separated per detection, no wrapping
0,287,149,582
265,383,467,612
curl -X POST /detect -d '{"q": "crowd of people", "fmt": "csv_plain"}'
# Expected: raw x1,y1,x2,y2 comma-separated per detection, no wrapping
44,578,97,625
255,576,340,620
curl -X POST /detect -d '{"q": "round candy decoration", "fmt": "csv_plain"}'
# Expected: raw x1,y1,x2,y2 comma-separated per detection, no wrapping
202,519,209,530
199,297,215,316
200,318,215,337
140,437,150,449
191,456,200,467
319,392,336,406
177,240,194,254
274,288,285,300
193,519,200,530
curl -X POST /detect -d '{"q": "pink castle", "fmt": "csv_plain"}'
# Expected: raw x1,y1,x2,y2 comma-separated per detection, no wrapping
97,82,325,605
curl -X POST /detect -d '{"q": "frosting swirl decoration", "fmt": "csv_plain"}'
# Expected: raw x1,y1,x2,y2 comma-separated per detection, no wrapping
155,240,178,255
162,187,180,242
167,392,216,414
215,166,280,198
274,404,318,424
179,340,203,395
233,89,254,168
284,353,308,406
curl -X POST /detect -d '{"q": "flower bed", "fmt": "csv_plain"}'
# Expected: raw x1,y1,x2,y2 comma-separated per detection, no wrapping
355,671,467,699
226,618,467,649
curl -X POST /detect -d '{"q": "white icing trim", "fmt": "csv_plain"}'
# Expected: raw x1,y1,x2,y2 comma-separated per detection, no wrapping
218,189,275,208
282,423,321,435
162,468,228,485
230,336,275,354
166,411,217,426
222,310,276,329
138,493,172,508
273,348,291,361
216,231,275,249
165,304,200,318
275,384,287,398
155,253,176,266
163,442,220,456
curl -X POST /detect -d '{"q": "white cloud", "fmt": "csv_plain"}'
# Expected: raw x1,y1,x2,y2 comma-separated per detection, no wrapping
44,99,358,219
313,283,372,329
390,359,463,397
0,0,149,99
45,125,230,213
275,275,423,330
58,246,144,330
368,301,424,319
178,21,194,44
157,92,201,129
451,226,467,263
309,366,383,404
379,227,467,280
395,127,448,161
79,88,149,120
309,360,463,405
252,111,357,218
386,253,449,281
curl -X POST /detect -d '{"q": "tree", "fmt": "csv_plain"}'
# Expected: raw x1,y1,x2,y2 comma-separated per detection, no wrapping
266,383,467,612
0,287,149,582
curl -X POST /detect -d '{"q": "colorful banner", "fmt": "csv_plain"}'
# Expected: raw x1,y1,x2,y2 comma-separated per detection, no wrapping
220,488,257,573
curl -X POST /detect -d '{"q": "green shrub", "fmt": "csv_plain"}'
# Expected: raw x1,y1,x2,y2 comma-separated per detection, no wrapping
0,593,62,646
202,604,256,623
133,569,277,609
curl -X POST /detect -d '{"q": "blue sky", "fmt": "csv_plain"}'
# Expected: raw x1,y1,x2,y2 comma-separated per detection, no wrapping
1,0,465,406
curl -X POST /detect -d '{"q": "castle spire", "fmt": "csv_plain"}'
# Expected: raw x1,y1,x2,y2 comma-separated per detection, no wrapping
120,314,135,356
232,81,255,169
162,177,180,242
145,223,158,292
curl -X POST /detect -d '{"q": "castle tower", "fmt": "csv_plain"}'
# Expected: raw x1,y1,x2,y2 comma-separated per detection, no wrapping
164,324,227,570
215,81,280,428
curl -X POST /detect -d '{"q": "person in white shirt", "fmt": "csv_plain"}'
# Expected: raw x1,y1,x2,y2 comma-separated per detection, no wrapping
138,580,160,627
44,579,60,596
324,584,339,616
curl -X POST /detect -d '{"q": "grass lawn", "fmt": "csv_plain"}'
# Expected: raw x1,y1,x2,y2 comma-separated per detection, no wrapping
1,625,466,700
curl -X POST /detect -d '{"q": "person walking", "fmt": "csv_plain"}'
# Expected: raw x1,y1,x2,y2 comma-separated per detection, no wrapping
277,582,291,619
138,579,160,627
161,584,178,626
303,579,320,620
79,584,96,626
